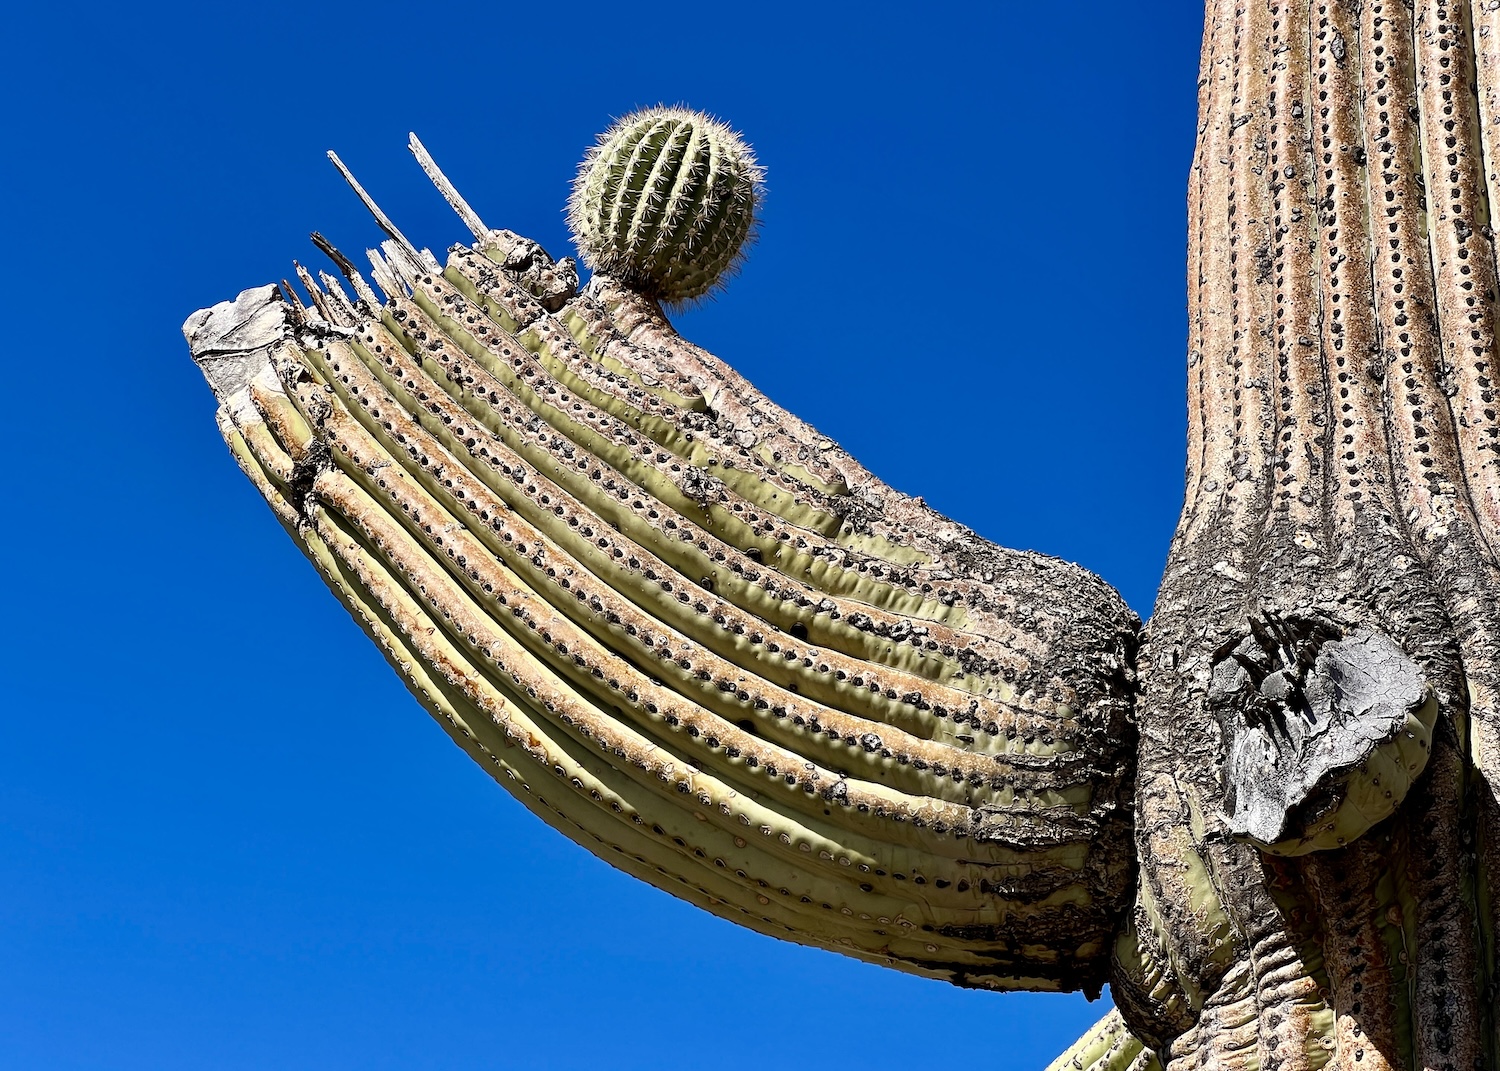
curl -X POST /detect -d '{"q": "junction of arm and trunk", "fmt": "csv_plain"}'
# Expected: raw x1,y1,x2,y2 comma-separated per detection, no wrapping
183,3,1500,1061
1110,1,1500,1066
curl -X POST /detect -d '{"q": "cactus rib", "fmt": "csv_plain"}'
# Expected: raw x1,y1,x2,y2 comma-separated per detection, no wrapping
402,280,950,612
347,299,1052,725
225,390,1044,954
305,396,1085,816
255,348,1104,912
241,327,1121,965
1045,1008,1160,1071
395,267,1076,717
277,340,1106,872
293,508,997,969
297,478,1097,950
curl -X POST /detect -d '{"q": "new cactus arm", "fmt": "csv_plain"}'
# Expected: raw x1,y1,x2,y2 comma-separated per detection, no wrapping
1045,1008,1163,1071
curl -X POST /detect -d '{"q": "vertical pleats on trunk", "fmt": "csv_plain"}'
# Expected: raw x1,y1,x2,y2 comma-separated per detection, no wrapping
1132,0,1500,1066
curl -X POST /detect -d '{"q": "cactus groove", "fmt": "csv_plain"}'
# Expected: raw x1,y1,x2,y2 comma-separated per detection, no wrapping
185,73,1500,1070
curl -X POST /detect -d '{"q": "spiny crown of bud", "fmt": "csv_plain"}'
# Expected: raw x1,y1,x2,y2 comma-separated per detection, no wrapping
567,107,763,305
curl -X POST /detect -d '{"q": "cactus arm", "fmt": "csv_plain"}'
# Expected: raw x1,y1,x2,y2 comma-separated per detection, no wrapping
1045,1008,1162,1071
218,343,1061,980
185,128,1143,993
185,87,1500,1058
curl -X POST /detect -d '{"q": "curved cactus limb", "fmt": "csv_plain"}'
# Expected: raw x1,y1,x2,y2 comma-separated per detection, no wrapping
183,59,1500,1057
187,204,1140,992
1046,1007,1162,1071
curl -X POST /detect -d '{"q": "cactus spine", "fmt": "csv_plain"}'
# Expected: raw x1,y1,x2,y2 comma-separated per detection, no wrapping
567,107,762,303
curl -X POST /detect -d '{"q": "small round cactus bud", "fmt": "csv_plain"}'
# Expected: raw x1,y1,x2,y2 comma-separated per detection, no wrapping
567,107,763,304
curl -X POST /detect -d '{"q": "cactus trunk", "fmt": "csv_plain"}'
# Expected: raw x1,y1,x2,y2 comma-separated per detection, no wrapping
1111,0,1500,1065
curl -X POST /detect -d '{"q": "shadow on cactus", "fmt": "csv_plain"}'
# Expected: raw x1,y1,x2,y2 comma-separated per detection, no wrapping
184,87,1500,1071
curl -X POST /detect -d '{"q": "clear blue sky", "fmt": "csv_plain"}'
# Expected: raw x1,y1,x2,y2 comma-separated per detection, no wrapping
1,2,1203,1067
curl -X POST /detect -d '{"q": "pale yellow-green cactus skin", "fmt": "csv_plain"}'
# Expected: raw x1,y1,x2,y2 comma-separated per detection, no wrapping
1258,694,1438,857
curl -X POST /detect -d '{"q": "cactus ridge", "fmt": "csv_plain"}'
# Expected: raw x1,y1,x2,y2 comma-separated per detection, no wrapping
288,313,1109,862
305,338,1075,819
1043,1008,1161,1071
569,107,762,304
396,275,1054,708
327,307,1097,790
220,466,1068,984
231,343,1101,940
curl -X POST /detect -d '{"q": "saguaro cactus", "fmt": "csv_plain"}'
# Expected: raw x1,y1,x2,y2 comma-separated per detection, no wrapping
184,27,1500,1067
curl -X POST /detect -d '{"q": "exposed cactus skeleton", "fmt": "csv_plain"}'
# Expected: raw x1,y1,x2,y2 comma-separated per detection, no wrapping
184,5,1500,1063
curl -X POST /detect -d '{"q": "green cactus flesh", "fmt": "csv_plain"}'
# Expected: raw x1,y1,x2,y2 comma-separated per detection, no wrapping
1044,1008,1162,1071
